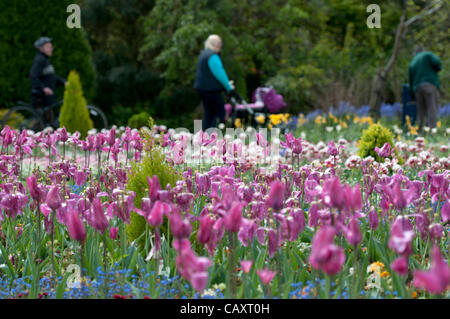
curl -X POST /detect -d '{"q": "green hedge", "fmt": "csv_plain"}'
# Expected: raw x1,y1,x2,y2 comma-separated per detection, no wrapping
0,0,95,108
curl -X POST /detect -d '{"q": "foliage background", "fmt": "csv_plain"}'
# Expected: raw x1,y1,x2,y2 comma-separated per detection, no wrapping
1,0,448,129
0,0,96,109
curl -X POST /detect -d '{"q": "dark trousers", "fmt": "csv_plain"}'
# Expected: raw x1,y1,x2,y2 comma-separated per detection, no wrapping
31,93,56,128
197,90,225,131
415,83,439,130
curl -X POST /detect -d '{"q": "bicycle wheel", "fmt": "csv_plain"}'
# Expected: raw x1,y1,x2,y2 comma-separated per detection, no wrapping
1,105,44,131
87,105,108,130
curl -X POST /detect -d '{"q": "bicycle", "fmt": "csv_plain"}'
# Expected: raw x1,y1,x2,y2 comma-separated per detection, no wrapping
1,99,108,132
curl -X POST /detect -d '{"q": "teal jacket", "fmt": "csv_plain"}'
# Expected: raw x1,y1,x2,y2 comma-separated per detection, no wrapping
408,51,442,95
208,54,232,92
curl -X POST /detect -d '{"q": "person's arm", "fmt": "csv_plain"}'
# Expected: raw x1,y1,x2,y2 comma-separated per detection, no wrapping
55,74,67,87
208,54,232,92
29,57,46,92
428,52,442,72
408,65,415,100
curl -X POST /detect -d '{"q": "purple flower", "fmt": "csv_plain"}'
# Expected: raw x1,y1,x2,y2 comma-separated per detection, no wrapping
45,186,62,211
90,198,109,234
197,214,215,244
309,226,345,275
266,181,285,211
374,142,392,158
169,208,192,239
223,202,243,233
240,260,253,274
257,268,276,286
344,217,362,247
66,209,86,243
413,245,450,294
391,256,409,276
365,207,377,229
327,141,339,156
388,217,415,257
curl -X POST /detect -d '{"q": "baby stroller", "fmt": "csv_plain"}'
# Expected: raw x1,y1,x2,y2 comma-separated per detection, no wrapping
225,86,287,128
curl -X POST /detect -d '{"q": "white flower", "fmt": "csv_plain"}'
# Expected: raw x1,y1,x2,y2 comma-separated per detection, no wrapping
424,126,430,132
218,123,225,130
446,128,450,135
336,125,342,132
431,128,437,134
301,132,306,139
326,126,333,132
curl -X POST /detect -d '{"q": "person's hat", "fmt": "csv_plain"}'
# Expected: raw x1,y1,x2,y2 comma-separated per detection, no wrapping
34,37,52,48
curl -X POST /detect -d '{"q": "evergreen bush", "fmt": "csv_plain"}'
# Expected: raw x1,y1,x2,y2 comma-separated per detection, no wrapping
128,112,150,129
358,122,397,162
126,117,181,249
59,71,93,139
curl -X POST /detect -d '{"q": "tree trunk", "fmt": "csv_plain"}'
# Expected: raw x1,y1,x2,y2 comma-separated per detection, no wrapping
370,6,407,119
369,0,443,119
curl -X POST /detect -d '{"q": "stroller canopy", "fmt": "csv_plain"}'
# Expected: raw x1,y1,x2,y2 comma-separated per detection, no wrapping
252,87,286,113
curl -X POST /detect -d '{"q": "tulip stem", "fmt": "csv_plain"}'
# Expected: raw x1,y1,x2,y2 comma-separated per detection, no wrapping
51,209,57,286
325,274,332,299
80,242,85,299
227,231,236,299
103,232,108,299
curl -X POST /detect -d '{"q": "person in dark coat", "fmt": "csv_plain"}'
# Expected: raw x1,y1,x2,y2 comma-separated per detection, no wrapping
29,37,67,127
194,34,235,131
408,45,442,131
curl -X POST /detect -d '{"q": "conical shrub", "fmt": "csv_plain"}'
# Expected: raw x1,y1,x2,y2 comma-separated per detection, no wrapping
60,71,93,139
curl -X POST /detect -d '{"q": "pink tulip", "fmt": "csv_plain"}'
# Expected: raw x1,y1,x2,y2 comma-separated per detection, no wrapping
266,181,285,211
223,202,243,233
327,141,338,156
146,201,162,228
169,208,192,239
90,198,109,234
26,175,42,202
109,227,118,240
388,217,415,257
256,268,276,285
413,245,450,294
391,256,409,276
368,208,379,230
240,260,253,274
441,200,450,223
197,214,215,244
343,184,363,213
46,186,62,211
309,226,345,275
173,239,212,292
344,217,362,247
374,142,392,158
66,209,86,243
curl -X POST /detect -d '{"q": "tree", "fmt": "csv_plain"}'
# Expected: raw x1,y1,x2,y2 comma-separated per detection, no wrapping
0,0,96,108
369,0,444,119
60,71,93,139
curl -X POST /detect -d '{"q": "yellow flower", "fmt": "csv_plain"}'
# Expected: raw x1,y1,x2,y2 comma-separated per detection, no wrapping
380,271,390,278
346,114,350,120
269,114,282,126
234,118,242,128
314,116,322,125
255,115,266,124
268,124,272,130
353,116,360,124
368,261,385,273
437,121,441,129
409,125,418,135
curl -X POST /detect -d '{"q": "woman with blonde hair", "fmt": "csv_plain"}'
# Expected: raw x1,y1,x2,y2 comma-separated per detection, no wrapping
194,35,235,130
